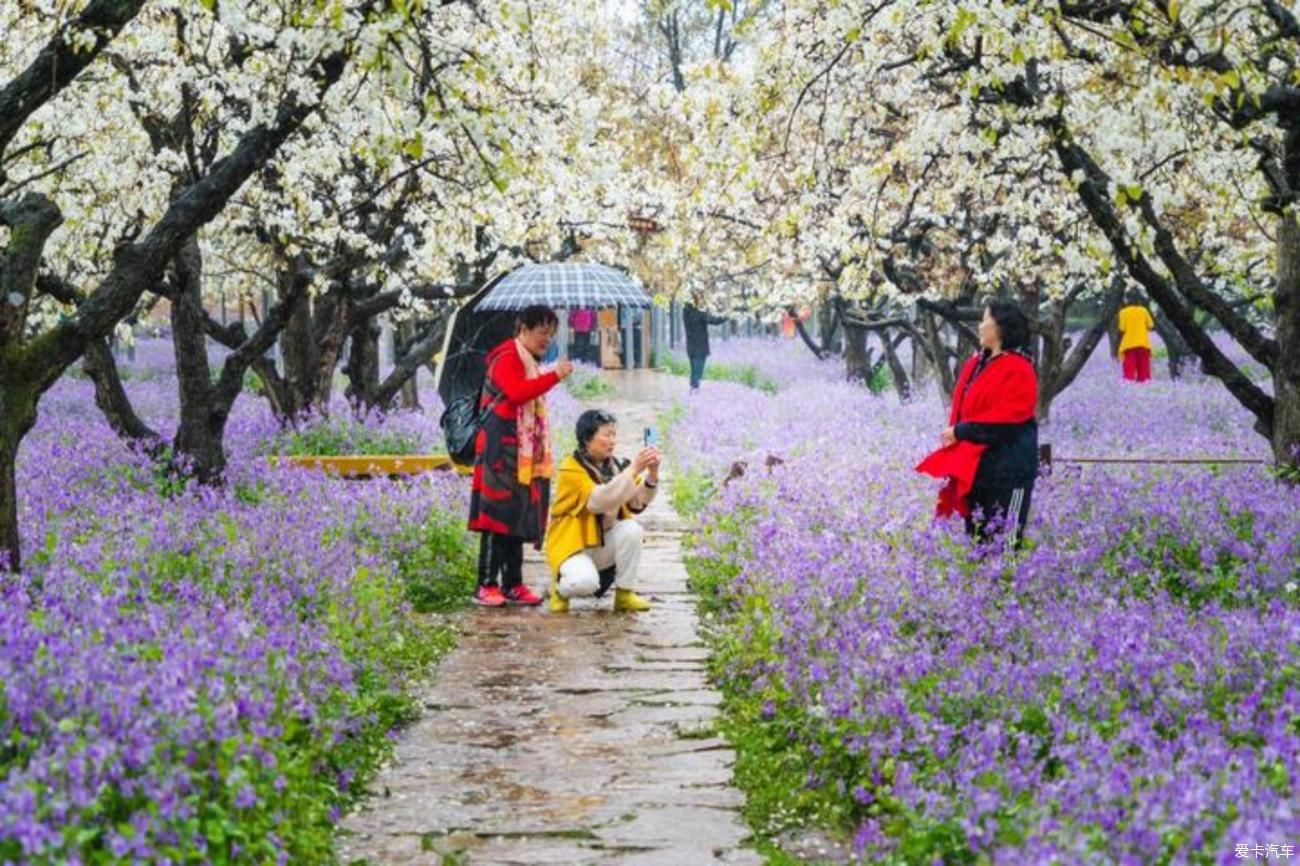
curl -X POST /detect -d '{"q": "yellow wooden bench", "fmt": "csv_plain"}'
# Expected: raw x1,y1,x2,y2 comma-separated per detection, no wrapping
274,454,469,478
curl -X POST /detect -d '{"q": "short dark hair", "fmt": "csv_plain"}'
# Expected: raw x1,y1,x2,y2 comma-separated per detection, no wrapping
986,299,1032,352
516,304,558,333
1125,288,1145,306
576,409,617,449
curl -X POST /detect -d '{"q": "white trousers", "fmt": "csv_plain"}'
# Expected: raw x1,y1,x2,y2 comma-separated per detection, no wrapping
557,519,644,598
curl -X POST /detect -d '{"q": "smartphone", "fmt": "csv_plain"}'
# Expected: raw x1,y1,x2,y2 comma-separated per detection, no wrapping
643,426,659,448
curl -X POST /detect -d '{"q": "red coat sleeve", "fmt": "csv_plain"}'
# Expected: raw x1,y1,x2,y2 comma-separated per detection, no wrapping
490,347,559,405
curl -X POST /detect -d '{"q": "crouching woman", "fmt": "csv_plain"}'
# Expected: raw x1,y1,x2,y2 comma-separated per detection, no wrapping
544,409,659,613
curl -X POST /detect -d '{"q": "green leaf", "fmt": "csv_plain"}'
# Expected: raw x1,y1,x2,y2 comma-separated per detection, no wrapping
947,7,977,48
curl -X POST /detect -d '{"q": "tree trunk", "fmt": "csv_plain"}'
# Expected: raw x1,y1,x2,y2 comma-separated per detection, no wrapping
279,271,319,416
0,386,35,572
1105,314,1120,360
344,319,380,408
1152,311,1190,379
396,319,421,409
1036,341,1063,424
171,237,226,482
843,321,870,383
83,337,162,451
882,332,912,399
1275,214,1300,473
313,291,348,411
817,303,842,354
920,312,958,403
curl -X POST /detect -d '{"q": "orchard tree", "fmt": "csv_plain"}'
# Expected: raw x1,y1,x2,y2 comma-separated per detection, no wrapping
0,0,431,570
756,0,1297,467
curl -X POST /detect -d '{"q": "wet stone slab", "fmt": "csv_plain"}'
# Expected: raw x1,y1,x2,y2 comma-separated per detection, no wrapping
341,377,760,865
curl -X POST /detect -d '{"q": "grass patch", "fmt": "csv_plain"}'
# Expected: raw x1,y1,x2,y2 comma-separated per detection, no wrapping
565,366,614,400
270,421,424,457
660,354,779,394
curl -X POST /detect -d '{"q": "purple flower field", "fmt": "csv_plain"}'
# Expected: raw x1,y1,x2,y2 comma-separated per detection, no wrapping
670,339,1298,864
1,342,481,864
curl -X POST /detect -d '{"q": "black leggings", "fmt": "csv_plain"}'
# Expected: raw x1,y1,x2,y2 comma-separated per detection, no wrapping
478,533,525,589
965,484,1033,548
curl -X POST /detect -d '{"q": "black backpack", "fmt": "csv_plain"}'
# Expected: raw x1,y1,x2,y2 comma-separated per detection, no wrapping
439,356,503,466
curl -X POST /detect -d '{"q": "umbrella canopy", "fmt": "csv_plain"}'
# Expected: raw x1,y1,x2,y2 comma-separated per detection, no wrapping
476,262,651,311
432,279,517,410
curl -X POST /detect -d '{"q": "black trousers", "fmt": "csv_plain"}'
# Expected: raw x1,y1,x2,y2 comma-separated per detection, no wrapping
478,533,525,589
964,484,1033,548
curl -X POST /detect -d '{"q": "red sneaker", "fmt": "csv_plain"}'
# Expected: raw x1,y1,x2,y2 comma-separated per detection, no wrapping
504,584,544,606
473,585,507,607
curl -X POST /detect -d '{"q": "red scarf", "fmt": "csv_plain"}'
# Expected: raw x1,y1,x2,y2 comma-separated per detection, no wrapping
915,351,1037,517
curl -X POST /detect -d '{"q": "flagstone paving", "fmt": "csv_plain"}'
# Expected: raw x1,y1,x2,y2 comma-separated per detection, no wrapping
341,370,761,865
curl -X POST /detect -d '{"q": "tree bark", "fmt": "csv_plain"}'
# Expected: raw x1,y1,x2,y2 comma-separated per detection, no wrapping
882,331,912,399
83,337,162,451
0,194,63,345
369,313,449,411
171,236,226,482
1152,310,1191,379
843,320,870,383
313,291,349,411
344,319,381,408
0,193,61,572
817,303,842,353
395,319,422,409
279,268,320,416
0,384,36,571
1275,213,1300,472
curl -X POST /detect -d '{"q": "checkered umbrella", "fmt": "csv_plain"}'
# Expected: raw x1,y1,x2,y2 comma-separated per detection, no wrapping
476,263,651,311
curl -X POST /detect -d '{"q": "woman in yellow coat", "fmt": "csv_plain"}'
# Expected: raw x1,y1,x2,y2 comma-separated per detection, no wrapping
544,409,659,613
1117,291,1156,382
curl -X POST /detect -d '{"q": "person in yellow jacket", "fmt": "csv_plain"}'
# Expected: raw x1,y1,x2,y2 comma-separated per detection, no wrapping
544,409,659,613
1117,292,1156,382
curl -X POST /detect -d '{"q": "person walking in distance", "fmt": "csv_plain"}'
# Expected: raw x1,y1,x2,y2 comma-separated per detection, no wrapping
683,290,727,391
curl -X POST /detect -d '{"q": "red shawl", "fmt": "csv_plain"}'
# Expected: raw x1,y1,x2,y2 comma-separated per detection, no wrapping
915,351,1037,517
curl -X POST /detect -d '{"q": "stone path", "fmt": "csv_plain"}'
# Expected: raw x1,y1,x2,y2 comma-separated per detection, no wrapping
341,370,761,866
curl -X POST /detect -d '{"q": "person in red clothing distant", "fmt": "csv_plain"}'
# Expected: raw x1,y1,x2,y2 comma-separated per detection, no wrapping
916,300,1039,547
467,305,574,607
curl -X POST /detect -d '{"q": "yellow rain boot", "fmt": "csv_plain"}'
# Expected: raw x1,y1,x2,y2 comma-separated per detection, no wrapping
549,577,569,613
613,588,651,612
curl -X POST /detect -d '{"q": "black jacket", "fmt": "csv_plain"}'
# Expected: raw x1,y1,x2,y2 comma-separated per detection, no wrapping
957,418,1039,488
683,303,726,357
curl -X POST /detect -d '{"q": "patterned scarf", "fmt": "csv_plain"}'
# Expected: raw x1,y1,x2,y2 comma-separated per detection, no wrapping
514,337,552,485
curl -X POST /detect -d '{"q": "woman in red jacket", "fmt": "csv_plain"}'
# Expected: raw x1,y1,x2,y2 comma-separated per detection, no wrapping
916,300,1039,547
468,305,574,606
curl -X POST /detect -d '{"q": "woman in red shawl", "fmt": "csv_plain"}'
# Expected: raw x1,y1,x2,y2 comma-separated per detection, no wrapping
468,305,573,606
916,300,1039,547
